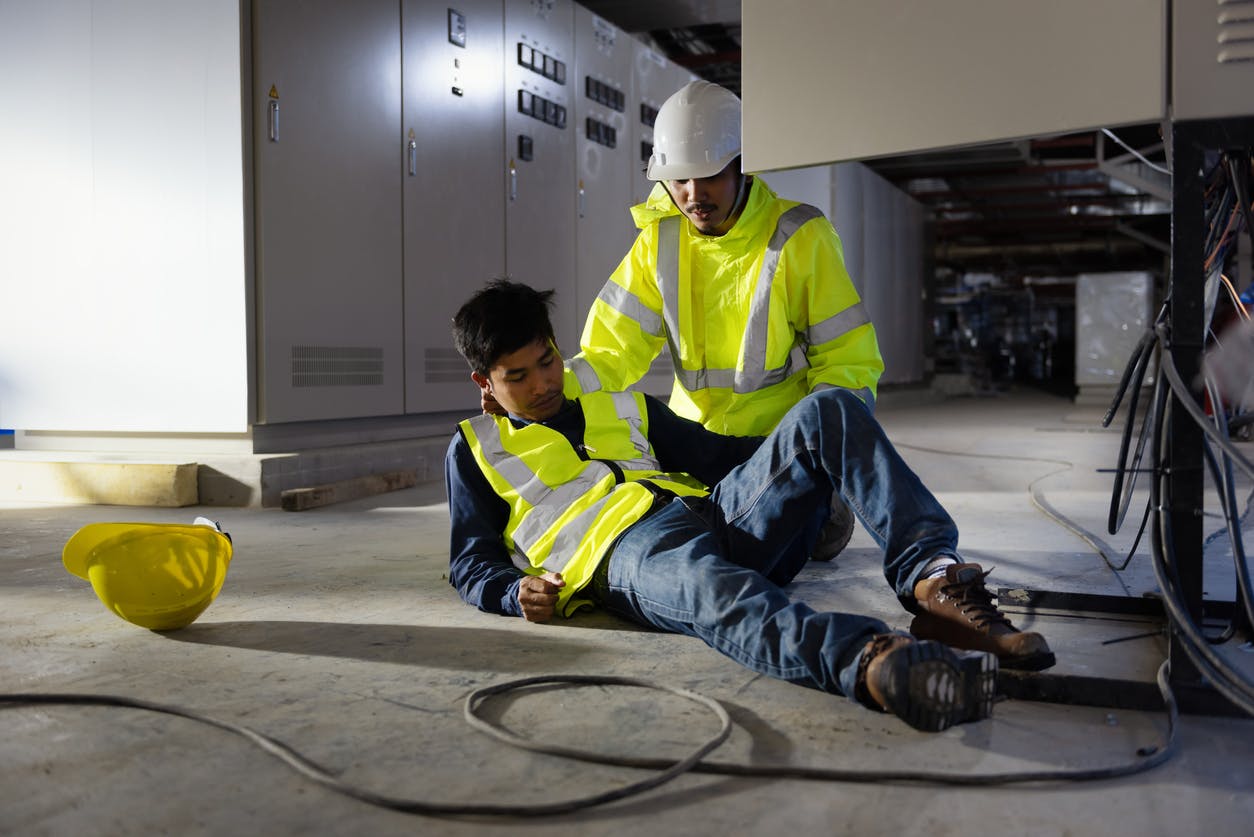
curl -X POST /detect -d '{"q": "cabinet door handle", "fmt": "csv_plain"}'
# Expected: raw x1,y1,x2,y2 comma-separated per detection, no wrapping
578,180,585,218
268,99,280,142
408,139,417,176
509,159,517,202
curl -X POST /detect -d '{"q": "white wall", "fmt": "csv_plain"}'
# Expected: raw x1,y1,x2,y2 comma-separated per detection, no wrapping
0,0,249,433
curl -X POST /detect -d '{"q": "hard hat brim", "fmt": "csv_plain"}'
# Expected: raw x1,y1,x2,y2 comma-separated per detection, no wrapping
64,523,224,578
646,151,740,182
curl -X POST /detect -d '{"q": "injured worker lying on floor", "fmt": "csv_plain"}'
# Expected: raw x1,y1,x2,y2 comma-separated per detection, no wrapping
444,279,1054,732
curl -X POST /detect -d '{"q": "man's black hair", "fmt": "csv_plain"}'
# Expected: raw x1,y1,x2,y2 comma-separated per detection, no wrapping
452,278,557,375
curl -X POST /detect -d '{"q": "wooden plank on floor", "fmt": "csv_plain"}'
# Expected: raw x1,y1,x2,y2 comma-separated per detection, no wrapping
280,469,418,511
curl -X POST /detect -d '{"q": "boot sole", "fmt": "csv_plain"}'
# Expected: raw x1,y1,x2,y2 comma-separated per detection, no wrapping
880,641,998,732
909,612,1057,672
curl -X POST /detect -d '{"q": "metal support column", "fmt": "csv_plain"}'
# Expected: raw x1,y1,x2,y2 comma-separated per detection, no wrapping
1166,121,1208,697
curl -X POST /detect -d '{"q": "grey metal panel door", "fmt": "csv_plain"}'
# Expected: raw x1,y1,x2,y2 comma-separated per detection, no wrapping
401,0,506,414
503,0,578,351
253,0,404,423
630,43,694,206
572,6,633,328
628,41,695,396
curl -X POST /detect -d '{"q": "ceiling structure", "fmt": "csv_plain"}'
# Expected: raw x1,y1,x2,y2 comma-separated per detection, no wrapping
581,0,1173,281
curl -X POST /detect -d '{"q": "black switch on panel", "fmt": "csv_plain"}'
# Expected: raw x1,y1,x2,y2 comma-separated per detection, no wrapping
518,43,532,68
555,60,566,85
518,134,533,162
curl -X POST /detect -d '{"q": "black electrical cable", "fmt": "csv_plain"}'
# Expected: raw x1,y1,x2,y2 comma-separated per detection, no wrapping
0,663,1178,820
1150,454,1254,714
1199,436,1244,644
894,441,1142,578
1102,325,1158,429
1102,326,1254,648
1105,323,1165,536
1200,369,1254,638
0,677,732,818
1147,363,1254,713
1225,153,1254,248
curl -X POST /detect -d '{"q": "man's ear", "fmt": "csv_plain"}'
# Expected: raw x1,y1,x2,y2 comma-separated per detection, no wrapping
471,371,491,393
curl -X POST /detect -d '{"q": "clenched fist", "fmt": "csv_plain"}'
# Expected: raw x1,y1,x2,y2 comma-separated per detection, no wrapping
518,571,565,622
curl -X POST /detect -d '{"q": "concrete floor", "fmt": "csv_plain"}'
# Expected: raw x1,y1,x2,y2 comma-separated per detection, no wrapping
3,388,1254,836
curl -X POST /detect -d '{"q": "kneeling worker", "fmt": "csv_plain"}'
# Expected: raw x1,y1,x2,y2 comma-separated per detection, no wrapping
445,279,1054,732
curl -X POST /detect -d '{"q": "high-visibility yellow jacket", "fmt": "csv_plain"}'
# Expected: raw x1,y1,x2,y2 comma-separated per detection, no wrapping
458,391,707,616
566,178,884,436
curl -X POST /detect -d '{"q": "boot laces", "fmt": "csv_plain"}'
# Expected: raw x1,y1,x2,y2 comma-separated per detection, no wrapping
942,568,1013,630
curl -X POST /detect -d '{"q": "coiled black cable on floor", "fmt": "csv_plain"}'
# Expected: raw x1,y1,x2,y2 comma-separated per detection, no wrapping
0,664,1176,818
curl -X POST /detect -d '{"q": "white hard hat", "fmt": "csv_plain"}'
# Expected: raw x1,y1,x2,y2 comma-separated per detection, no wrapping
646,80,741,181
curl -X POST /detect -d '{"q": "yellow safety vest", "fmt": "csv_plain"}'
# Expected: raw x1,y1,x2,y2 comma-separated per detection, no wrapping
459,391,707,616
566,178,885,436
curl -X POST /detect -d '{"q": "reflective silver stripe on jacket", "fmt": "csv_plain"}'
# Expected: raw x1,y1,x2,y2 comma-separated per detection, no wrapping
467,395,656,571
807,302,870,347
467,414,607,570
656,216,685,377
571,281,668,393
567,355,602,393
598,280,664,338
655,204,869,394
606,391,661,470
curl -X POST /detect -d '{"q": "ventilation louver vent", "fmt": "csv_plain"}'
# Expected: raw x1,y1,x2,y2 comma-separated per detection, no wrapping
1218,0,1254,63
291,345,383,387
425,347,466,383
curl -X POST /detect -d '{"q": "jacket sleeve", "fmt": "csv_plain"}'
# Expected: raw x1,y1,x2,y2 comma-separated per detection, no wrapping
564,228,668,398
784,217,885,404
444,433,524,617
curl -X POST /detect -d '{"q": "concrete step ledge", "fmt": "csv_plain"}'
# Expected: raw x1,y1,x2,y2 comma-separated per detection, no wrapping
0,459,198,506
0,434,451,508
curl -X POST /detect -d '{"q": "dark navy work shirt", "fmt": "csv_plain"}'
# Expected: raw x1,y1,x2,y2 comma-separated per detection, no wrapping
444,395,762,616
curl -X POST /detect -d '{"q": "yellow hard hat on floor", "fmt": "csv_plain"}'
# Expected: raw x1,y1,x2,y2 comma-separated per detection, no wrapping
63,520,233,631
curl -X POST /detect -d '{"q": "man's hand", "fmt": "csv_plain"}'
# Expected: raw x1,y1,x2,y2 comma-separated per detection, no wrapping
482,389,506,416
518,571,565,622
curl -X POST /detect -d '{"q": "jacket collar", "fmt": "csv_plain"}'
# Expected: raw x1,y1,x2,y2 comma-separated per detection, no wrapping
630,177,775,244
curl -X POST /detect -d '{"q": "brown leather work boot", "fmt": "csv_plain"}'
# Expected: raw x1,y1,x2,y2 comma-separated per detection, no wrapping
853,632,998,732
911,564,1056,671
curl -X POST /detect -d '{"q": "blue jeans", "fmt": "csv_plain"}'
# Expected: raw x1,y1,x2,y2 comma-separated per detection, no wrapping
595,388,959,699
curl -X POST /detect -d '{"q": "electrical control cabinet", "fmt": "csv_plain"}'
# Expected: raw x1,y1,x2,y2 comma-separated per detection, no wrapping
253,0,405,423
505,0,579,350
250,0,697,425
402,0,506,414
1173,0,1254,120
629,42,696,395
631,42,696,205
573,7,634,329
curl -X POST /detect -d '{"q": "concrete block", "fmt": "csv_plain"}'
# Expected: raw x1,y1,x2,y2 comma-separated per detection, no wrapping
0,460,198,506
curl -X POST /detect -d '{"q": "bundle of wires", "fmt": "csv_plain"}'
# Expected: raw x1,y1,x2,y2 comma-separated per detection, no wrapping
1103,147,1254,716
